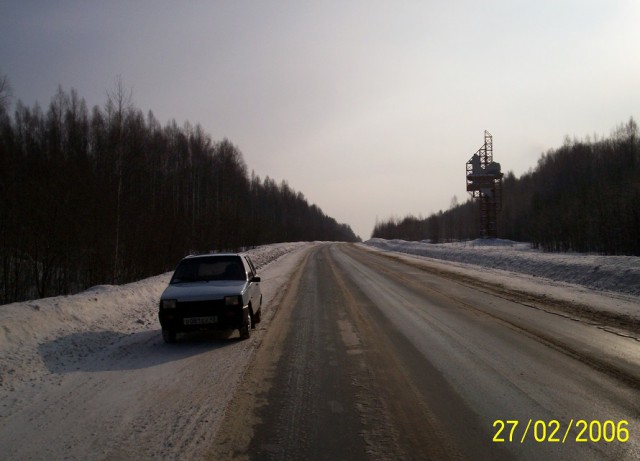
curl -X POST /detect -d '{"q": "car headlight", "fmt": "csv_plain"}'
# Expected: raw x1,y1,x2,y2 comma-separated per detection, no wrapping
162,299,177,309
225,295,241,306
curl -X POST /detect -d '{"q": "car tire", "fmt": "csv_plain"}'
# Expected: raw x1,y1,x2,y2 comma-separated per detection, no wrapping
239,316,251,340
253,296,263,324
162,328,177,343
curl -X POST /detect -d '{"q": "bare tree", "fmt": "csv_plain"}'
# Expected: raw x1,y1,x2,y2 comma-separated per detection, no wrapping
105,76,133,283
0,74,13,114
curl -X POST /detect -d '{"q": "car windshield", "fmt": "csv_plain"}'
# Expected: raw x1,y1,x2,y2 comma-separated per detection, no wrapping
170,256,246,283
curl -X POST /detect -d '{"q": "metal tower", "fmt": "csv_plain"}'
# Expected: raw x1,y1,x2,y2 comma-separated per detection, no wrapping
466,131,503,239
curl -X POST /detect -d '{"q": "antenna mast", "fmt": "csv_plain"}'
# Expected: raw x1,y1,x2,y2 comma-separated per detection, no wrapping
465,130,503,239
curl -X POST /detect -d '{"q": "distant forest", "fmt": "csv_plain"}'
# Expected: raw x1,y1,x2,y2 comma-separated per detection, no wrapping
373,118,640,256
0,76,358,303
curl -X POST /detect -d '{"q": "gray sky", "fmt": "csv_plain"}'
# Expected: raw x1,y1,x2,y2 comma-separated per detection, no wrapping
2,1,639,239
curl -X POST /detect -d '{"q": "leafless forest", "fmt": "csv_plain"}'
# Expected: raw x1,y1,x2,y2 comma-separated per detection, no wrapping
374,118,640,256
0,78,358,303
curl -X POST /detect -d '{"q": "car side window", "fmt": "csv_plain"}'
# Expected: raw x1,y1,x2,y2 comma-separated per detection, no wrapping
243,256,256,278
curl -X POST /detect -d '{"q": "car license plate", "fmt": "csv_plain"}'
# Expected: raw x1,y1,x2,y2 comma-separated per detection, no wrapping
184,316,217,325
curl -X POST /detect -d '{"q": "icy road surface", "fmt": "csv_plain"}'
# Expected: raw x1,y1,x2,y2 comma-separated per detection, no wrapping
213,243,640,460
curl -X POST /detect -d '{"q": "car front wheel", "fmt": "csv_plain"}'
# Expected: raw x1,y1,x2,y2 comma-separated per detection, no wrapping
239,316,251,340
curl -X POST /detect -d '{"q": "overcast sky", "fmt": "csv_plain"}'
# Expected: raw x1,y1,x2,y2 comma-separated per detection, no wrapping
2,1,639,239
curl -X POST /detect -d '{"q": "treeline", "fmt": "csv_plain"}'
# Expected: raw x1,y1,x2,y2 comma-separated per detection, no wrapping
372,119,640,255
0,79,358,303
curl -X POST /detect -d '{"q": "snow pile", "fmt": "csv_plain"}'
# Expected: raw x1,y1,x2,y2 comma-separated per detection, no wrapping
365,238,640,297
0,242,309,391
243,242,310,269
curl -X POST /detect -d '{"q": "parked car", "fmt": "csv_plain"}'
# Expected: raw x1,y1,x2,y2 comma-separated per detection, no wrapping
158,253,262,343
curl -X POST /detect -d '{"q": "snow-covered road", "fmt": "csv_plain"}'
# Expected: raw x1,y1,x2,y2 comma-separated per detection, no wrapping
0,239,638,459
212,243,640,460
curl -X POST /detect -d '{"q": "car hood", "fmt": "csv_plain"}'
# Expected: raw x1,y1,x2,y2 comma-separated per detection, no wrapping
161,280,248,302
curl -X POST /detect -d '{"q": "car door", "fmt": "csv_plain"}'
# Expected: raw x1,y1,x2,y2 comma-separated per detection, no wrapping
242,256,259,304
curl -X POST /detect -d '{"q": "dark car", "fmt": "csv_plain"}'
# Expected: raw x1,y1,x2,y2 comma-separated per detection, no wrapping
158,253,262,343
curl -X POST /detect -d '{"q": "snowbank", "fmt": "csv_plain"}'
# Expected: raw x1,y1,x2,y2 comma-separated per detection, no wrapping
0,242,309,391
365,238,640,297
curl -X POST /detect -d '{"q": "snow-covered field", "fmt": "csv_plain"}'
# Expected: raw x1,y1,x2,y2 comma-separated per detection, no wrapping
0,242,309,393
0,242,314,460
364,238,640,320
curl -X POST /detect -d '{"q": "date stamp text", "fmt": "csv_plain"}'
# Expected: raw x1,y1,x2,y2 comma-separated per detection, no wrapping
492,419,630,443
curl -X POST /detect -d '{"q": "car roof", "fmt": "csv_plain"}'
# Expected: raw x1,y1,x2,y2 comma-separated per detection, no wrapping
182,253,244,260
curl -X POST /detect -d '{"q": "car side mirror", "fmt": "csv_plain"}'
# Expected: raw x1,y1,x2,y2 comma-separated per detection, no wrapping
251,276,261,283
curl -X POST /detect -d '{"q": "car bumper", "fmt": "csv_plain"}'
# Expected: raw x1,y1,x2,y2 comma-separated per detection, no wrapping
159,300,249,332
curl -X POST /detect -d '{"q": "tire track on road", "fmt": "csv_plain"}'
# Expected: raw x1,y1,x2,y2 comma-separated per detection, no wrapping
342,245,640,390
